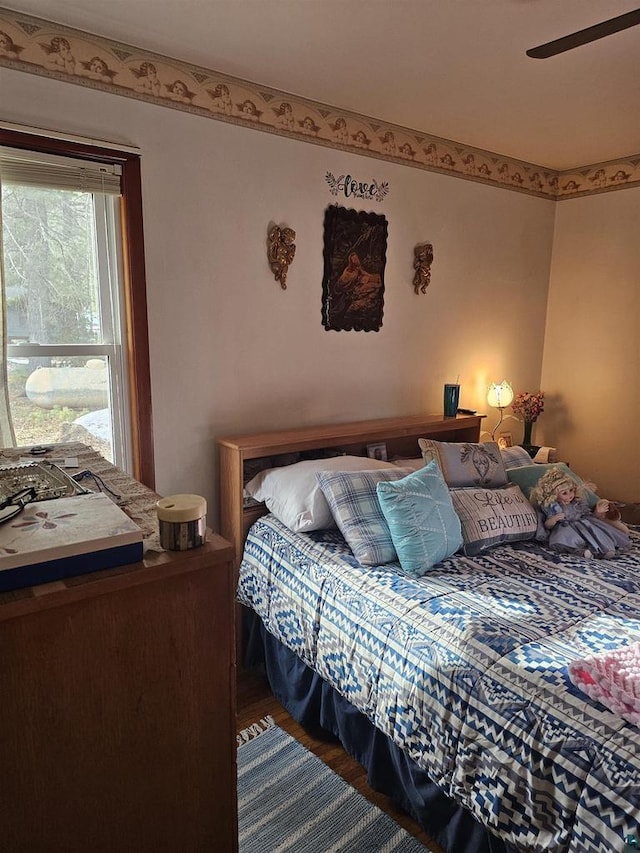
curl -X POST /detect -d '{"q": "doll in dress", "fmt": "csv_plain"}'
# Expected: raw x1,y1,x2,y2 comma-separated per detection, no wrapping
530,466,631,559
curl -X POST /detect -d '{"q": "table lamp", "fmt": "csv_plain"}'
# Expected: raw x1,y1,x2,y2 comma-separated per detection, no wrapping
487,380,514,440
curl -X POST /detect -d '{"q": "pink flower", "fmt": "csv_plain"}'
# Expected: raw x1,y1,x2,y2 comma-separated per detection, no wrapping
512,391,544,422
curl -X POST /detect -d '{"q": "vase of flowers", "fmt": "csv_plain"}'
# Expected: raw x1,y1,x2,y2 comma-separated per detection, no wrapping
512,391,544,450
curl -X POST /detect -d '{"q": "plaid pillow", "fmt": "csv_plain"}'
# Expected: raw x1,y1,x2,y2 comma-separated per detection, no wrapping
316,468,412,566
500,445,534,469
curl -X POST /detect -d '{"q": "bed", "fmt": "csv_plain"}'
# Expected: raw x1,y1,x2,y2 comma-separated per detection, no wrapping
219,415,640,853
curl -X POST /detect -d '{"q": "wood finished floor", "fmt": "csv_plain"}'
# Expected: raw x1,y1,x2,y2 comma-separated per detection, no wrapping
236,665,444,853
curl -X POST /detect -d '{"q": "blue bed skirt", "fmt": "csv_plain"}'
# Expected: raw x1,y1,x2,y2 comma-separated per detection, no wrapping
243,606,516,853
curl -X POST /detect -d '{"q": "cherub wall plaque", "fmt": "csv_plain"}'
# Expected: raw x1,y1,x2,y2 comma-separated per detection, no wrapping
413,242,433,294
267,224,296,289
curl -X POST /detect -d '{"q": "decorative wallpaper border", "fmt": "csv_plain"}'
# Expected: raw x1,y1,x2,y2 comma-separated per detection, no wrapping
1,7,639,201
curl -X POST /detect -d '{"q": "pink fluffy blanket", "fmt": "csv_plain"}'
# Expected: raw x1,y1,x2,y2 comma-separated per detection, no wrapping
569,641,640,727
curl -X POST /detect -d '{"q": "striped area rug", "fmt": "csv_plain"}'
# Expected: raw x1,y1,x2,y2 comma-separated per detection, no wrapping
237,722,430,852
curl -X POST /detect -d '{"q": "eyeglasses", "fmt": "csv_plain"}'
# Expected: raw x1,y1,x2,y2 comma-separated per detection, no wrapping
0,486,37,525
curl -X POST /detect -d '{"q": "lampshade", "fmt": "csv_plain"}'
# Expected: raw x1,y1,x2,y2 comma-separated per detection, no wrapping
487,380,514,409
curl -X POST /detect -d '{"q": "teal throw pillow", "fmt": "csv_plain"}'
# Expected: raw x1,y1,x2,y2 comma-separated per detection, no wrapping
376,461,462,576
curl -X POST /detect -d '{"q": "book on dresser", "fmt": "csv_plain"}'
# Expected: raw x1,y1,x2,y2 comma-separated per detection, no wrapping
0,491,143,592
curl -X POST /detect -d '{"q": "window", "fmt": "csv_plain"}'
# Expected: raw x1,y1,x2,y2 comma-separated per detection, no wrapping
0,128,154,487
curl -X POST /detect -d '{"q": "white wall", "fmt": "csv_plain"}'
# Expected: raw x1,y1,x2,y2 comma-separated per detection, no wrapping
541,190,640,503
1,67,556,523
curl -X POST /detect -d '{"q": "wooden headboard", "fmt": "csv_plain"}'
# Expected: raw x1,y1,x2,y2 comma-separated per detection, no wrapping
218,413,484,569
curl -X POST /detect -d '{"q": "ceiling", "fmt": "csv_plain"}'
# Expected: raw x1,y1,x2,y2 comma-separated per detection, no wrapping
3,0,640,170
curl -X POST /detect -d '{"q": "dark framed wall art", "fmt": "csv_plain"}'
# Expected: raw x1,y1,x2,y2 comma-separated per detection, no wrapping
321,206,388,332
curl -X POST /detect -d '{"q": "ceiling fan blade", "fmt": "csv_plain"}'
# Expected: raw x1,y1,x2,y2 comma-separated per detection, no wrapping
527,8,640,58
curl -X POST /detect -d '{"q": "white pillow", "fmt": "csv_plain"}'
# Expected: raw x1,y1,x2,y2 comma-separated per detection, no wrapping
391,457,425,472
244,455,396,533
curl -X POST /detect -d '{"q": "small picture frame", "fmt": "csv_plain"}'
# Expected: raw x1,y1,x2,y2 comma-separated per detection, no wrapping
366,442,387,461
497,433,513,449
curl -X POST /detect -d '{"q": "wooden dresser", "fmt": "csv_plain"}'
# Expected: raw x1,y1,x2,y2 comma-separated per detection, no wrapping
0,446,237,853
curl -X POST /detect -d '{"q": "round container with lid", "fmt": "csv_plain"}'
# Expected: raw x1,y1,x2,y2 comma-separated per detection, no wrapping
156,493,207,551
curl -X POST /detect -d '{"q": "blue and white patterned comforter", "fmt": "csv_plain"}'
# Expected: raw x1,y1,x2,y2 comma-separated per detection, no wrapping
237,515,640,852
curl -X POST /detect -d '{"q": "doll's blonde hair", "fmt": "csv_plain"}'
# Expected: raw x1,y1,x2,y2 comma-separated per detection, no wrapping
530,466,585,508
